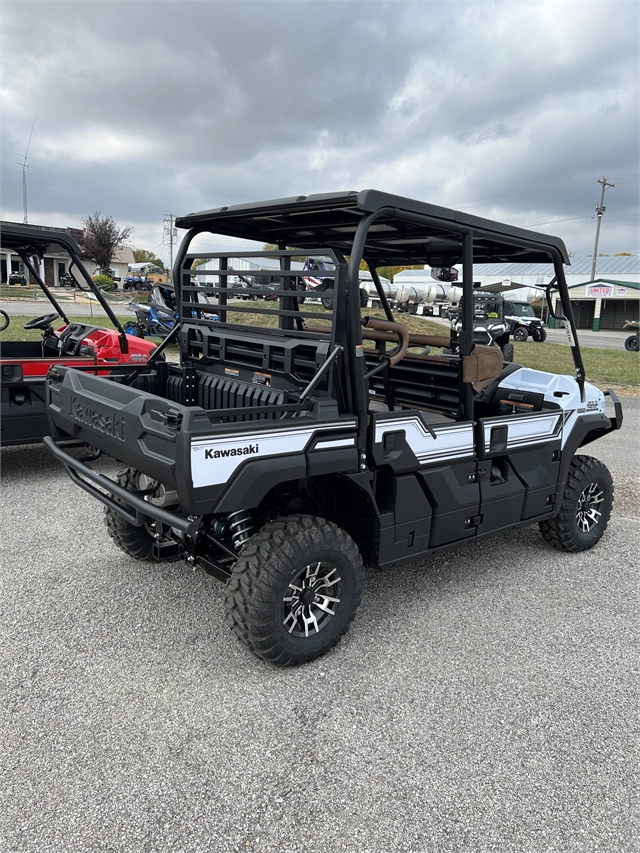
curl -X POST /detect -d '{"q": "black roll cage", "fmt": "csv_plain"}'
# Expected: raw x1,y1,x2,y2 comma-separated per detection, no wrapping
171,192,585,449
0,222,129,355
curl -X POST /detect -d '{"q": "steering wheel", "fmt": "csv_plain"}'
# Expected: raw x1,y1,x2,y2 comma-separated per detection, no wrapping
0,309,9,332
24,313,60,331
362,316,410,366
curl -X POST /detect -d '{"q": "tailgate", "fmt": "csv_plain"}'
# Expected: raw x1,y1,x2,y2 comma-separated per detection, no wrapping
47,365,187,489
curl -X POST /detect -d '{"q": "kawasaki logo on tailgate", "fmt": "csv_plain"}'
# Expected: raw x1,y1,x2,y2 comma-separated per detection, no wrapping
70,395,125,441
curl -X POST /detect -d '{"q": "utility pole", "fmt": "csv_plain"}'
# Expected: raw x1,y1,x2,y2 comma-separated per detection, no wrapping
590,176,615,281
163,213,177,280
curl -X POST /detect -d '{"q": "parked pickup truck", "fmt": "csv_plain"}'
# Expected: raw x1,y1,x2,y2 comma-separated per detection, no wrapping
45,190,622,666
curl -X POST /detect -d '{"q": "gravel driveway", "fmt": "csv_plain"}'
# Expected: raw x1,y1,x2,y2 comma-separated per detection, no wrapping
1,400,638,853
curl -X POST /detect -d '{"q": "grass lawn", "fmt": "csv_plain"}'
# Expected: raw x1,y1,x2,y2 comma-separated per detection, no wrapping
2,307,638,393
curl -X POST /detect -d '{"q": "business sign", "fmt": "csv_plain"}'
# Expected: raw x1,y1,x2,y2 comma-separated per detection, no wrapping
587,285,613,298
617,287,628,296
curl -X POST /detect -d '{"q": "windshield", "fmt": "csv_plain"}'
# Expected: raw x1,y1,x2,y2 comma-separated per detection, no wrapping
508,302,536,318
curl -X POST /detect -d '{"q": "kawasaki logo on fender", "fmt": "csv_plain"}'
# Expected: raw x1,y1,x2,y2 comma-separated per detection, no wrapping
191,420,358,489
70,395,125,441
205,444,258,459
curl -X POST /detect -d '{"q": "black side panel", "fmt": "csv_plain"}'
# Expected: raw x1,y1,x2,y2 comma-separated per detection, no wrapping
478,459,526,532
375,470,432,564
1,379,50,446
507,443,562,519
418,461,479,547
213,455,307,513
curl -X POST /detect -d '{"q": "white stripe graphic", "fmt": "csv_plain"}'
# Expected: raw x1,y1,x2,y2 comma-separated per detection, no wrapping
375,416,474,464
483,413,562,452
191,421,357,487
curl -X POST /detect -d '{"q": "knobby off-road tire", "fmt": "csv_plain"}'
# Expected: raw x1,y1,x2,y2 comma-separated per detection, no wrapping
225,515,364,666
533,327,547,343
624,334,639,352
501,342,514,363
513,327,528,342
104,469,156,561
320,294,334,310
539,455,613,552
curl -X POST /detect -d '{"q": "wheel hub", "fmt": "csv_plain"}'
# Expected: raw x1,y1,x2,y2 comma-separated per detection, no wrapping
283,561,342,638
576,482,604,533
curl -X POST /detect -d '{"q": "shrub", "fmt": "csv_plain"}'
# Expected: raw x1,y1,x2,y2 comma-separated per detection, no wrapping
93,274,117,291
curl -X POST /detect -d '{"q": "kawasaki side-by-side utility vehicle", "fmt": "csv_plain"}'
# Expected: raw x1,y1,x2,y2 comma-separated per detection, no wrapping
0,222,158,447
45,191,622,666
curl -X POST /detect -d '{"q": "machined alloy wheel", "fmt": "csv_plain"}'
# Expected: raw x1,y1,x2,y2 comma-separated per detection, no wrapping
283,560,342,637
576,481,605,533
539,455,613,552
225,515,363,666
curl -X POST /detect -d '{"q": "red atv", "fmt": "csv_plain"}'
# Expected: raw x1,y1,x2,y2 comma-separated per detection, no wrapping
1,223,161,447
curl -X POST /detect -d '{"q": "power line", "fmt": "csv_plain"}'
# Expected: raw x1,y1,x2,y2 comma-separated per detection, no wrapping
510,214,593,228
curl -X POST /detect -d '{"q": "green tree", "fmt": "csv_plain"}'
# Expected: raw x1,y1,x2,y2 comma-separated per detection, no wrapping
81,212,133,270
133,248,164,267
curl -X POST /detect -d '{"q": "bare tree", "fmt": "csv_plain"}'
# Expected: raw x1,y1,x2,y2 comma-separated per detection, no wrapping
81,212,134,271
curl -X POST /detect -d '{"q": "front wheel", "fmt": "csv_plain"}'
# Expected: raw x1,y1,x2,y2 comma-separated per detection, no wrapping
513,326,528,342
532,327,547,342
539,455,613,552
624,334,639,352
225,516,363,666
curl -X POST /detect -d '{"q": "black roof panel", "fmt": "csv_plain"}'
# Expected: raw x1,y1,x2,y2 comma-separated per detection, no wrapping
175,190,570,266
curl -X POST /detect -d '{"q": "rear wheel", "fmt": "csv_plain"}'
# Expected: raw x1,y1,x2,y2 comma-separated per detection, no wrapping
105,469,156,560
624,334,639,352
539,455,613,552
225,515,363,666
320,293,334,310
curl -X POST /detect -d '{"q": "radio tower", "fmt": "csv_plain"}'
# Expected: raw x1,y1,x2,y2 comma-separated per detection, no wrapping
16,115,37,223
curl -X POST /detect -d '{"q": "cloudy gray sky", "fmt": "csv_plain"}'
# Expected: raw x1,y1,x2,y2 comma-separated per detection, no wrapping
2,0,638,264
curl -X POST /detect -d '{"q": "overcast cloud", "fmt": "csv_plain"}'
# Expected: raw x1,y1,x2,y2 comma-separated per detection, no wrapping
2,0,638,263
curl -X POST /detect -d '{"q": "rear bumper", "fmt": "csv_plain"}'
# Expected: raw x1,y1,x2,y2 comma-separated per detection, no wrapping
43,436,200,535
